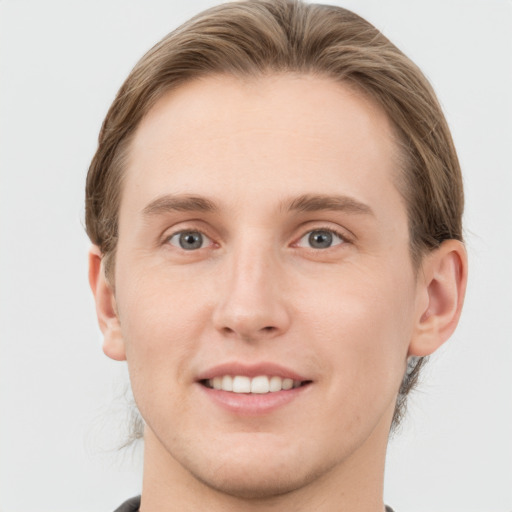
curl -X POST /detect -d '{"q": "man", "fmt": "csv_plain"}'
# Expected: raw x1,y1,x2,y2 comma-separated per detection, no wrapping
86,1,467,510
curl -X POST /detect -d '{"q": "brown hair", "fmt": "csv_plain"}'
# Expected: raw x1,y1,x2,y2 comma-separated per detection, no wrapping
85,0,463,430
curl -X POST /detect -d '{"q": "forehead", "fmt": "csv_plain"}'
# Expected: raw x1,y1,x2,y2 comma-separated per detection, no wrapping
121,73,406,225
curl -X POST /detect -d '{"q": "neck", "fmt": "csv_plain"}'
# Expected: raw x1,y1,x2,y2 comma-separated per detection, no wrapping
139,413,391,512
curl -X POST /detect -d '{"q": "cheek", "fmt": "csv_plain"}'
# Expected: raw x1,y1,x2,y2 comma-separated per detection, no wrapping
115,273,211,430
297,259,416,397
300,256,415,338
115,267,211,381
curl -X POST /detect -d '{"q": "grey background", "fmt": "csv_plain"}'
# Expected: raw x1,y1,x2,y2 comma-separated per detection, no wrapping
1,1,511,511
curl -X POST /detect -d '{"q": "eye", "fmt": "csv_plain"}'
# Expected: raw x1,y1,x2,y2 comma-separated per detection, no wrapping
167,230,212,250
297,229,345,249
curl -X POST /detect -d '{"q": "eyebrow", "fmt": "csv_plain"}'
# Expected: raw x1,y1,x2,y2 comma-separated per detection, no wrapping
284,194,374,216
141,193,373,217
142,194,218,216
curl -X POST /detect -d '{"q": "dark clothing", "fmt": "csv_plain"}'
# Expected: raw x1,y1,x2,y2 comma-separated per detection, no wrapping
113,496,141,512
114,495,395,511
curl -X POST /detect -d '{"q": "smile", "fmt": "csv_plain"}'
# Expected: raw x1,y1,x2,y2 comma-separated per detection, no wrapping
202,375,307,393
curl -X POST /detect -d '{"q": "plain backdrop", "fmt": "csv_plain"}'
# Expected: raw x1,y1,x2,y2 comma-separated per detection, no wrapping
1,1,511,511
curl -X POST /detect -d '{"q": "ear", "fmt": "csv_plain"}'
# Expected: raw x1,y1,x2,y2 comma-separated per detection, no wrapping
88,245,126,361
408,240,468,357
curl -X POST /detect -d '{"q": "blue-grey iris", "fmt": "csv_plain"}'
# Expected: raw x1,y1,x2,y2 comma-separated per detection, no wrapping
179,231,203,250
308,230,333,249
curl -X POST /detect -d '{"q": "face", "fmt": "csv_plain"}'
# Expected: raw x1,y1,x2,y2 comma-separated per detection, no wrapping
109,74,424,497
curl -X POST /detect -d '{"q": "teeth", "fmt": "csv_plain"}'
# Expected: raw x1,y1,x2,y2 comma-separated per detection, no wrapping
282,378,293,390
206,375,304,393
269,376,282,392
232,376,251,393
251,375,269,394
221,375,233,391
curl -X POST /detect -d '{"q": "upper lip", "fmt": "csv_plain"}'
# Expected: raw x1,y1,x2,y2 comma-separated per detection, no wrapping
196,362,309,382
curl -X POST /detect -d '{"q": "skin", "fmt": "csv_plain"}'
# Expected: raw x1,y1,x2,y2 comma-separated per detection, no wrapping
89,74,467,512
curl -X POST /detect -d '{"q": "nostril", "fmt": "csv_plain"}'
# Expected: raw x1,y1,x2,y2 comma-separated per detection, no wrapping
220,324,277,340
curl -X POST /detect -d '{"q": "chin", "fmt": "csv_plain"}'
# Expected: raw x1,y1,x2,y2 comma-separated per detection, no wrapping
171,436,342,501
190,461,324,500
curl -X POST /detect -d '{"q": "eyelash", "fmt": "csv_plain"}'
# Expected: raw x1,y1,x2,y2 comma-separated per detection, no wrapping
164,225,350,252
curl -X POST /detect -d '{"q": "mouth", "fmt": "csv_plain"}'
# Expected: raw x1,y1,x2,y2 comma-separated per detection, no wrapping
200,375,311,394
196,363,313,413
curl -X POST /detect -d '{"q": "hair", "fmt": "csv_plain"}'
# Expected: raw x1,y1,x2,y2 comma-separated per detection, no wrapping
85,0,463,433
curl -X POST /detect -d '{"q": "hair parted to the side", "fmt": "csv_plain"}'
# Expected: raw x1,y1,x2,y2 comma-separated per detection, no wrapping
85,0,463,433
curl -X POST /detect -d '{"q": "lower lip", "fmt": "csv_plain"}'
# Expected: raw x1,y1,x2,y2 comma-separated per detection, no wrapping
197,383,311,415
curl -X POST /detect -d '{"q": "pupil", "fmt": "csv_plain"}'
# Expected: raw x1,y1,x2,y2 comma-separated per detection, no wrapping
309,231,332,248
179,232,202,250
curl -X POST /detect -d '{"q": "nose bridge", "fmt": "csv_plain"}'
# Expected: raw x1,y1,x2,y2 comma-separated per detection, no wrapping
213,234,289,339
231,237,271,292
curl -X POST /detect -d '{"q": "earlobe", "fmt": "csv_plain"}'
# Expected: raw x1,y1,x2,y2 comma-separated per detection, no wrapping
88,246,126,361
409,240,468,357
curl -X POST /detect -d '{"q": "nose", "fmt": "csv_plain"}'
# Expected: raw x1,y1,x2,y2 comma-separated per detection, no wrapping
212,243,291,342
